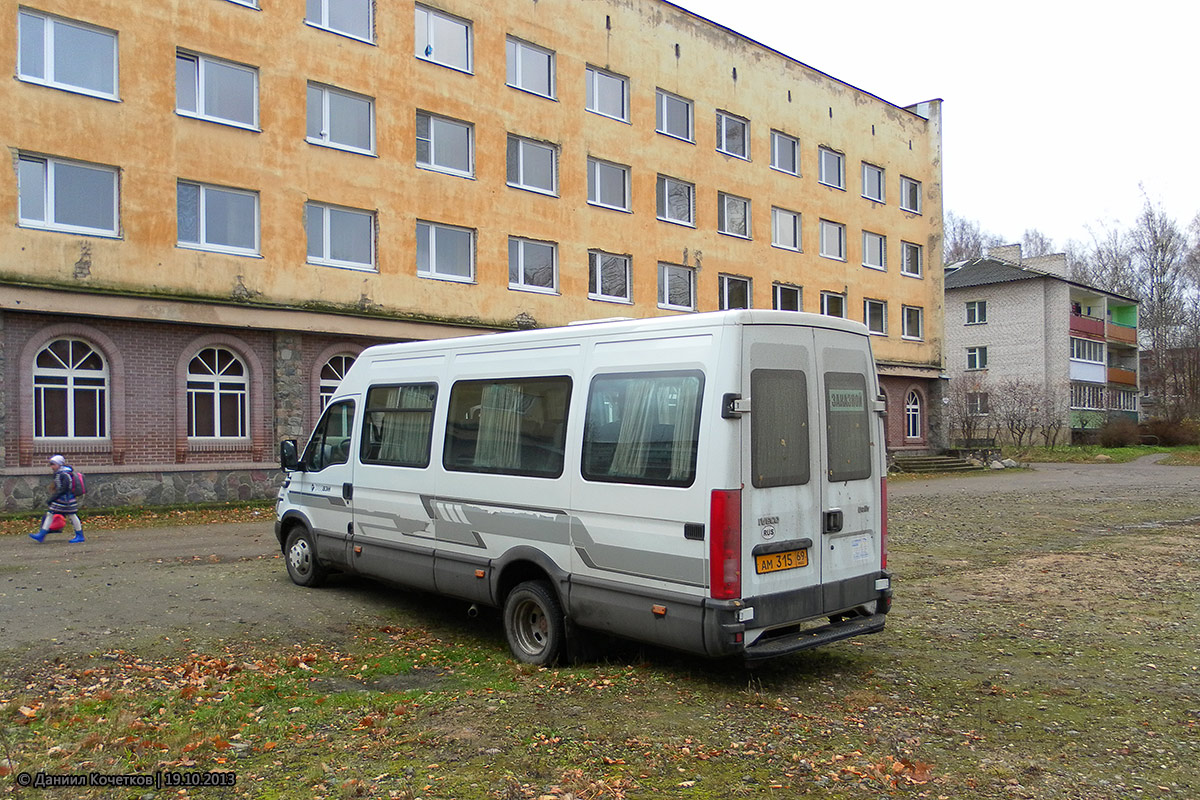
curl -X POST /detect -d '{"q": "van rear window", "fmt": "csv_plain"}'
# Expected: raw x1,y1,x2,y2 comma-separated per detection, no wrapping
444,377,571,477
582,371,703,487
361,384,437,467
825,372,872,482
751,369,810,487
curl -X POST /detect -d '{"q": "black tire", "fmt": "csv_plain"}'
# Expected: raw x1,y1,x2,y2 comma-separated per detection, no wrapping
503,580,565,666
284,526,327,587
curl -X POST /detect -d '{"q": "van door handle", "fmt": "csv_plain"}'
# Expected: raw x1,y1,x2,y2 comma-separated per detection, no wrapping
823,510,843,534
342,482,353,501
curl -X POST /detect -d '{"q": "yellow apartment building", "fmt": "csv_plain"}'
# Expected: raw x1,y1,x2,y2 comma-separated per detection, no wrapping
1,0,943,508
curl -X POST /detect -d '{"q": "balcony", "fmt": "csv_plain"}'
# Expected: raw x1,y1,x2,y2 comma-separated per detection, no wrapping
1070,314,1105,337
1107,322,1137,345
1108,366,1137,385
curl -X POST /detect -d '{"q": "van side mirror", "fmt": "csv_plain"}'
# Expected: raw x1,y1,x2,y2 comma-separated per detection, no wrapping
280,439,302,472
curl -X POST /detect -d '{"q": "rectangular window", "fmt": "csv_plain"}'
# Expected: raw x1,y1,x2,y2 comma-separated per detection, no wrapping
967,392,989,416
176,51,258,128
177,181,259,255
588,250,631,303
900,176,922,213
445,377,572,477
18,154,118,236
416,220,474,281
1110,389,1137,412
361,384,437,467
415,5,472,71
818,147,845,189
719,275,750,310
506,135,557,195
862,163,885,202
864,299,887,335
770,130,799,175
508,237,557,293
306,82,374,154
862,230,887,270
656,175,694,226
966,346,988,370
966,300,987,325
658,263,695,311
716,110,749,159
718,193,751,238
305,202,375,270
656,89,693,141
306,0,372,41
821,291,846,318
1070,337,1105,363
587,157,630,211
773,284,801,311
18,10,117,99
585,65,628,121
902,306,924,340
902,241,923,277
416,112,473,177
582,371,703,487
772,208,801,251
506,36,554,97
1070,382,1105,410
826,371,872,481
751,369,810,487
819,219,846,260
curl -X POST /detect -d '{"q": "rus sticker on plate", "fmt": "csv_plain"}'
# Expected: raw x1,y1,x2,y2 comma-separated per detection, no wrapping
850,535,873,563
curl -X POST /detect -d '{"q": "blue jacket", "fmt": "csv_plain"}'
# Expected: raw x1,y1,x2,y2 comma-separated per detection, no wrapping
48,466,79,514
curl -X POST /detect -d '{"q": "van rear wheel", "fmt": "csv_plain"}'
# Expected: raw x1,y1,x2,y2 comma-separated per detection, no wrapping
285,526,327,588
503,581,565,666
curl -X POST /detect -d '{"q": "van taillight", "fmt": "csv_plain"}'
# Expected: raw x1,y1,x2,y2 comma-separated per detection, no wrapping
710,489,742,600
880,476,888,569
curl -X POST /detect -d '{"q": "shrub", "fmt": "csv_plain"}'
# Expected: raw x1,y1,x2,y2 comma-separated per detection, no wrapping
1099,417,1140,447
1140,418,1200,446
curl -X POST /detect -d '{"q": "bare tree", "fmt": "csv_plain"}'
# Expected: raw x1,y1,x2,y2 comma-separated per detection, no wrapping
945,374,992,447
991,378,1041,447
944,211,1005,264
1033,382,1070,448
1021,229,1054,258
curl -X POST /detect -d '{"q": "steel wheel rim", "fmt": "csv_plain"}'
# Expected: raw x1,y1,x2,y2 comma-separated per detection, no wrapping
288,538,312,576
512,597,548,656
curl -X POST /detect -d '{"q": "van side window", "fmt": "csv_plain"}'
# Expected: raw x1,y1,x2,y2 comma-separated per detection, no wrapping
825,372,872,481
444,376,571,477
303,399,355,472
751,369,810,487
361,384,437,467
582,371,703,487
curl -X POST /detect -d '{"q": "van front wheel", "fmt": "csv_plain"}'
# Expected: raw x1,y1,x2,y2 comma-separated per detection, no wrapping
285,527,327,588
503,581,565,666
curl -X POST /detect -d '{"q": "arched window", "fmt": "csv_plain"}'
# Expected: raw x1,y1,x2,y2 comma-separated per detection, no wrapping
319,354,356,410
33,338,109,438
187,347,247,438
905,390,922,440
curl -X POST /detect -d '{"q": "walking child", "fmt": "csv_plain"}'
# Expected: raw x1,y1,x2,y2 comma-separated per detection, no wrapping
30,455,85,544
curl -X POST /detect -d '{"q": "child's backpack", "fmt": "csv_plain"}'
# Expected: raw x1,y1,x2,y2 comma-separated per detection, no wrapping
70,469,87,497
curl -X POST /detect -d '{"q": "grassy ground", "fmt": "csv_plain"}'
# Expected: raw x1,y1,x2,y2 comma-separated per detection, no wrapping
1008,444,1200,465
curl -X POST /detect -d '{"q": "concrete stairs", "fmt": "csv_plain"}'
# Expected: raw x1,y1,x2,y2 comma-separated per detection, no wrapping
890,454,984,474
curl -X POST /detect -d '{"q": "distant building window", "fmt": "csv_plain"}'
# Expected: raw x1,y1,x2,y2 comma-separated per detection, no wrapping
187,347,247,439
719,275,751,310
862,163,885,202
33,338,109,439
658,263,695,311
900,176,922,213
506,37,554,98
656,175,695,226
416,112,473,177
771,130,799,175
966,300,987,325
506,135,558,195
319,354,356,410
176,51,258,128
716,110,749,159
819,220,846,260
588,250,631,303
1070,337,1105,363
416,220,474,282
508,237,557,293
902,306,924,341
306,82,374,154
902,241,923,277
862,231,887,270
18,154,118,237
966,346,988,370
772,207,801,251
821,291,846,319
18,10,117,99
905,391,922,439
967,392,989,416
177,181,259,255
656,89,693,141
414,4,472,72
718,192,750,238
306,0,372,41
818,147,845,189
305,202,375,270
587,157,630,211
773,284,801,311
864,299,887,335
585,65,628,121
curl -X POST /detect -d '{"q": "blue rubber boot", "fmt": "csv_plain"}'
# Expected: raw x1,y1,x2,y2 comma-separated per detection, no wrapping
68,531,85,543
30,529,48,543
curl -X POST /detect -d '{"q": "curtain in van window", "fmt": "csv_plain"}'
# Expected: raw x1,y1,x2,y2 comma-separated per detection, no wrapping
667,377,700,480
825,371,872,481
367,384,435,467
609,379,655,476
591,372,702,486
475,383,523,470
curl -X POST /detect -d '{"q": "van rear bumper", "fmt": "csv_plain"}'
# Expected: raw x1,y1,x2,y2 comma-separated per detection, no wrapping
741,612,887,660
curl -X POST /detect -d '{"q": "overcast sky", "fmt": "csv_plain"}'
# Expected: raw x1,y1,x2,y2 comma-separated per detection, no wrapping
674,0,1199,252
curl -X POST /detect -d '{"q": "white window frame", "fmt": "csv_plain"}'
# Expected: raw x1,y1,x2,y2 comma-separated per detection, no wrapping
1070,337,1105,363
862,230,887,270
658,262,695,312
656,175,695,226
967,392,989,417
176,180,260,256
655,89,694,141
1070,382,1105,411
33,338,110,440
587,157,631,212
900,175,922,213
506,36,555,98
821,291,846,319
902,306,924,341
905,391,922,439
588,250,632,304
966,346,988,370
966,300,988,325
819,219,846,260
506,135,558,196
175,50,259,129
902,241,923,277
770,130,799,176
305,0,373,42
508,237,558,294
306,82,375,155
416,111,474,178
716,110,749,159
187,347,248,440
718,192,751,238
864,299,888,335
862,162,885,203
585,65,628,122
818,147,845,189
719,275,751,310
305,201,376,271
771,207,801,251
773,283,801,311
416,220,474,282
17,10,118,100
414,4,472,73
18,154,119,237
227,0,259,7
